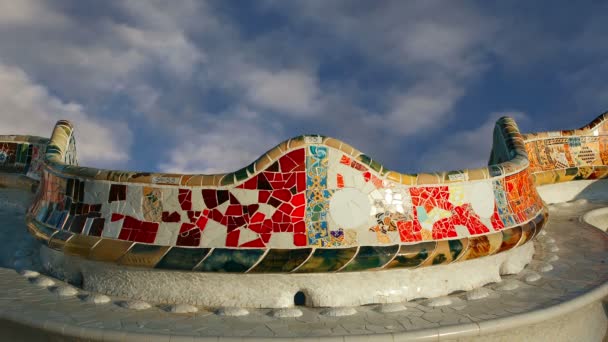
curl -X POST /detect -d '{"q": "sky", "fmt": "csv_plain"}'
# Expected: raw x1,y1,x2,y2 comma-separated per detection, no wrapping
0,0,606,175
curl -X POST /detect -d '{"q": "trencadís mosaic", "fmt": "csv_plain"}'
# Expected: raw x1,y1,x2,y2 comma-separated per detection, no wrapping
2,112,606,273
523,112,608,184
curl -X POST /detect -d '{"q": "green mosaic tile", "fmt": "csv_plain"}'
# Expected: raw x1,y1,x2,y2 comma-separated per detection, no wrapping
198,248,265,273
294,247,357,273
385,242,436,269
340,245,399,272
156,247,211,271
448,239,464,260
234,167,249,182
248,248,313,273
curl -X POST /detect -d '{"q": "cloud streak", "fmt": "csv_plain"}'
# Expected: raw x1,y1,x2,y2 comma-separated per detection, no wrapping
0,1,604,174
0,63,131,166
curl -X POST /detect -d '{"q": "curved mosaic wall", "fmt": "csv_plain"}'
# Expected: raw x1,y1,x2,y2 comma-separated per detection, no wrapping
0,134,47,181
5,115,557,274
524,112,608,185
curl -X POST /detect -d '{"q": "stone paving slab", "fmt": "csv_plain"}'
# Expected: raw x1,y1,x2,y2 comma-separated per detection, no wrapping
0,189,606,340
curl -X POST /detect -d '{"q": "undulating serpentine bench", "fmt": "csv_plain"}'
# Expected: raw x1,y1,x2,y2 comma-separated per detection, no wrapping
0,112,606,308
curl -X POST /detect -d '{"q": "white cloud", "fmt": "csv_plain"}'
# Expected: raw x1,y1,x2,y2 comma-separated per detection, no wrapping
242,69,320,116
420,112,528,172
396,20,489,74
158,107,283,174
112,23,204,79
0,1,602,176
0,63,131,167
383,79,465,135
261,1,497,135
0,0,205,112
0,0,67,27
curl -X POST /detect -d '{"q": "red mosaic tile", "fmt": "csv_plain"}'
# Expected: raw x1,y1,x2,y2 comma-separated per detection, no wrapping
202,189,218,208
250,212,265,224
176,222,200,246
108,184,126,203
491,205,505,230
246,204,259,215
398,220,422,242
229,216,247,231
239,177,258,190
162,211,181,222
294,221,306,233
257,173,272,189
350,160,367,172
258,190,271,203
337,174,344,188
278,202,294,215
195,212,209,231
279,149,305,172
284,173,297,189
187,210,201,223
118,215,159,243
226,230,240,247
503,170,539,224
178,189,192,210
292,206,305,219
210,208,224,223
111,213,125,222
240,238,265,248
293,233,307,246
225,205,243,216
291,193,305,207
261,233,271,243
296,172,306,192
229,193,240,204
363,171,371,182
272,189,292,202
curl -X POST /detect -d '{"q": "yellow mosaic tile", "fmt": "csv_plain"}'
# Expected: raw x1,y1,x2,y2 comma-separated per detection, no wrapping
400,174,417,186
200,174,220,186
63,234,101,258
323,137,342,151
385,171,402,184
47,232,74,251
420,240,453,266
277,141,289,153
266,147,283,162
25,219,53,243
254,154,273,172
486,232,504,255
338,142,356,156
287,137,306,150
466,168,488,181
416,173,441,185
118,245,171,268
89,239,134,262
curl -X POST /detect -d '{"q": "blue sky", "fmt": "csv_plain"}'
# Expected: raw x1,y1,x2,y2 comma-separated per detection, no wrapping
0,0,606,174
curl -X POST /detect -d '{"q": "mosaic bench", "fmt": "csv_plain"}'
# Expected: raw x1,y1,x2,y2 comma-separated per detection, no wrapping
1,113,607,342
1,113,605,274
1,116,551,273
1,112,606,308
0,134,47,190
524,112,608,184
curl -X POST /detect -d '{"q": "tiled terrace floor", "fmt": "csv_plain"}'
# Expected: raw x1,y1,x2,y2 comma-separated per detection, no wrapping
0,188,606,341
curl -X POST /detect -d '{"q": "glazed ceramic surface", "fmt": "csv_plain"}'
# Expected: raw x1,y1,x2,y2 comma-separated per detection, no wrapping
524,112,608,184
1,112,606,273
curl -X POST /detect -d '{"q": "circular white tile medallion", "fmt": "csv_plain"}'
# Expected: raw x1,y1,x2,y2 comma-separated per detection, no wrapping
329,188,372,228
464,181,495,218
